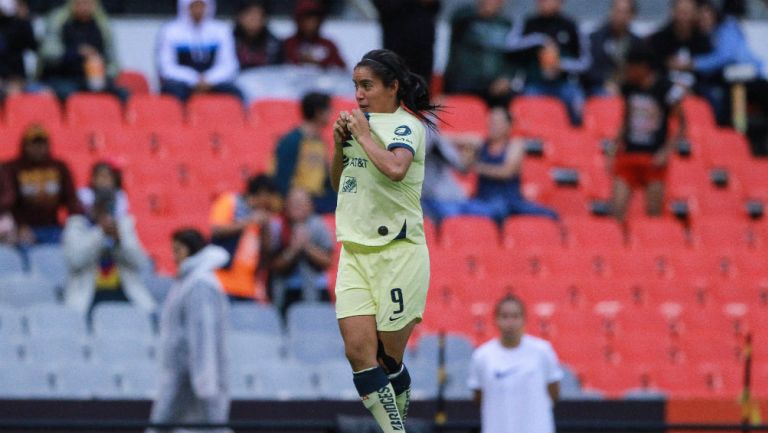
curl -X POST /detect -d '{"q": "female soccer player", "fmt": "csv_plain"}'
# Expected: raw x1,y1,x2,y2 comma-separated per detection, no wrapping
331,49,438,433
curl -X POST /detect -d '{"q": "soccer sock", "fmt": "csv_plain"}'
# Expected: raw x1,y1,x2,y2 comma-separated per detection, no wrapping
353,366,406,433
388,364,412,422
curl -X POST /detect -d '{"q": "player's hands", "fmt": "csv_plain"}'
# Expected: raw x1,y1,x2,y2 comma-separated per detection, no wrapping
333,112,350,147
347,109,371,142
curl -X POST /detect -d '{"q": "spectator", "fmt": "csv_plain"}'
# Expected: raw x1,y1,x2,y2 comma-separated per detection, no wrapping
373,0,440,85
269,187,333,318
0,0,38,98
157,0,243,103
608,43,687,222
3,124,83,244
584,0,641,96
443,0,517,107
508,0,589,125
468,294,562,433
148,228,230,433
273,92,336,214
77,160,129,218
38,0,126,102
233,0,283,70
446,108,559,223
0,166,15,244
695,0,768,150
421,127,471,222
283,0,345,69
209,174,276,301
62,189,154,316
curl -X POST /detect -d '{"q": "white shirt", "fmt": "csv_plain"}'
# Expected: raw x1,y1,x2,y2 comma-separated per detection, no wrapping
468,335,563,433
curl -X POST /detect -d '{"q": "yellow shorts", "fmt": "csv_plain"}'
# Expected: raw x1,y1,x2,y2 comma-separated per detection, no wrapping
335,240,430,332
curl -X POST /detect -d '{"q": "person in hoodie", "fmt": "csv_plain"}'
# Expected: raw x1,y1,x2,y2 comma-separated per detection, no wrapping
3,124,83,245
62,188,154,317
148,228,230,433
283,0,346,69
157,0,243,103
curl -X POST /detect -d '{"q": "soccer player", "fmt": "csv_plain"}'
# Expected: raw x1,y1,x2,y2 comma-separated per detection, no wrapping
468,295,563,433
331,49,439,433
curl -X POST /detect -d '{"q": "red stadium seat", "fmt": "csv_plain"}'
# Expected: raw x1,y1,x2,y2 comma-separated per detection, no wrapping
681,95,717,133
565,217,625,251
544,129,602,171
701,128,752,169
439,215,499,250
693,218,754,251
187,94,246,130
439,94,488,134
511,96,571,137
423,217,438,247
115,70,150,95
628,217,690,252
502,216,563,251
583,96,623,139
537,188,591,218
66,93,123,128
125,94,184,128
249,98,300,139
735,159,768,202
4,93,62,128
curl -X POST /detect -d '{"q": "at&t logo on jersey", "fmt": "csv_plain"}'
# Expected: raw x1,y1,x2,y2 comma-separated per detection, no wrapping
394,125,412,136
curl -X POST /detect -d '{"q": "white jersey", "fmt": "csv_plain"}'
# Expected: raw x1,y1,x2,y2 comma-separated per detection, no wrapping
468,335,563,433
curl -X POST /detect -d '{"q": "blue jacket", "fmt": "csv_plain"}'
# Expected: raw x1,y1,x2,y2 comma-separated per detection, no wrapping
694,17,763,78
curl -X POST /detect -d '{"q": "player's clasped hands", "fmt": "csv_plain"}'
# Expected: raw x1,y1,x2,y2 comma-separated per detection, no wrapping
337,109,371,143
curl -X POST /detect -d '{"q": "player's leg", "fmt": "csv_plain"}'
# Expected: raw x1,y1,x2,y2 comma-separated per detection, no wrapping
645,180,665,216
378,320,419,421
610,177,632,222
338,315,405,433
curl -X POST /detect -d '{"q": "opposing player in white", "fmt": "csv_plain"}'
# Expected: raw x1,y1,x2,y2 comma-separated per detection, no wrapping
468,295,563,433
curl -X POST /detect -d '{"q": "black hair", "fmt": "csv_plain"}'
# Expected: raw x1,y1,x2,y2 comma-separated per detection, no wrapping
237,0,269,14
301,92,331,121
354,49,441,130
720,0,747,18
625,41,655,66
172,228,207,257
495,294,526,318
90,161,123,189
246,174,277,196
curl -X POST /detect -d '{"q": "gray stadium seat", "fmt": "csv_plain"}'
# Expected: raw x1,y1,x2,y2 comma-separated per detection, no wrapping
256,362,319,400
316,360,358,400
286,302,338,336
90,335,155,366
0,340,22,365
144,273,174,304
415,333,475,367
24,304,88,338
227,332,284,367
53,364,122,399
559,364,583,399
409,361,439,400
444,362,472,400
0,273,58,307
623,388,668,400
562,387,606,401
91,302,155,337
228,369,260,400
0,365,54,398
120,364,159,399
287,332,345,364
0,305,24,337
27,244,68,289
229,303,283,335
23,336,88,366
0,245,24,274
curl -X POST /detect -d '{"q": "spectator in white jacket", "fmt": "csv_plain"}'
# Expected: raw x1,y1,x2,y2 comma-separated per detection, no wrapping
157,0,242,102
62,189,155,316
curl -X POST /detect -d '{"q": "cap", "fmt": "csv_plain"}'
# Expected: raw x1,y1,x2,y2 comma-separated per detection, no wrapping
23,124,49,143
294,0,324,18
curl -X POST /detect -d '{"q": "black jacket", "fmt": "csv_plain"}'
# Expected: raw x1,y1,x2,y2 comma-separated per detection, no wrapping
374,0,440,82
585,23,641,89
0,14,37,80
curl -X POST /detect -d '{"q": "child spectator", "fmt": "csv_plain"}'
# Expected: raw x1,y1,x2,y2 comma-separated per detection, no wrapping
273,92,336,214
3,124,83,244
608,43,687,222
62,189,154,316
77,160,129,218
157,0,242,102
38,0,126,102
233,0,283,70
283,0,346,69
269,187,333,318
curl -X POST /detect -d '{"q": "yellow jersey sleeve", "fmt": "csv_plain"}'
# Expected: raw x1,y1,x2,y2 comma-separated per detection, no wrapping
335,107,426,247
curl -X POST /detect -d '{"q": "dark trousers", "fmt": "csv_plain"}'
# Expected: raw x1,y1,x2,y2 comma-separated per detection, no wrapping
160,79,244,103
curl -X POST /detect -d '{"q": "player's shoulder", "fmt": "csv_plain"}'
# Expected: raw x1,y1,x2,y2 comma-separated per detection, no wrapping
473,339,501,358
522,334,556,352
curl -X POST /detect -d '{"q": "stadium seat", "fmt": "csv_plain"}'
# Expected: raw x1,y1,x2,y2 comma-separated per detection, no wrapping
415,333,475,367
229,303,283,335
249,98,301,141
0,246,25,274
0,274,58,307
217,127,276,174
565,217,625,252
735,159,768,202
583,96,623,139
187,94,246,130
24,304,87,339
4,93,62,128
538,188,592,218
66,93,123,128
444,361,472,400
285,302,337,336
511,96,571,137
439,215,499,251
440,94,488,134
125,94,184,129
316,360,360,400
545,130,602,171
0,365,53,398
227,333,284,366
628,218,689,252
23,336,88,366
701,129,752,171
408,360,439,400
90,335,155,366
256,362,319,400
143,273,173,303
27,244,68,289
502,216,564,251
229,369,260,399
91,302,155,337
693,219,754,251
54,364,122,399
0,305,24,338
115,69,150,95
287,332,345,364
681,95,717,133
120,363,159,399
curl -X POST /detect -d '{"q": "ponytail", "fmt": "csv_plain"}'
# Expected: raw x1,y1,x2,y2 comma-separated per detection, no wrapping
356,49,441,130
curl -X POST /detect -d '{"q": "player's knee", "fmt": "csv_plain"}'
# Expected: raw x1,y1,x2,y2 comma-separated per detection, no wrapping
344,342,377,369
377,340,402,374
